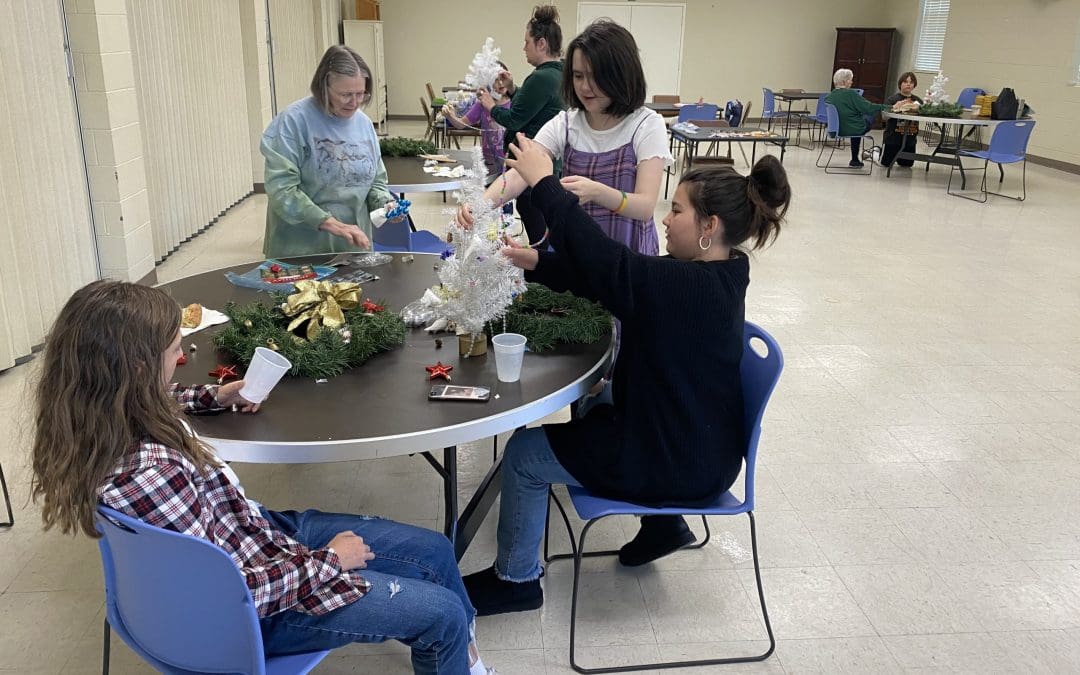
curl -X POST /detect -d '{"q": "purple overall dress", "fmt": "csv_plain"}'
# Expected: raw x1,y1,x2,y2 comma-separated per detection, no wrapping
562,112,659,370
561,112,659,256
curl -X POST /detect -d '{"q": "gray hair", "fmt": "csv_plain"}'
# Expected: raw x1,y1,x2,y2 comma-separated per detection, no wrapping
832,68,854,87
310,45,373,114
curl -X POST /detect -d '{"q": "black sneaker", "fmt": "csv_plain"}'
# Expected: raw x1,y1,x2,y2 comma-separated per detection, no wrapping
618,515,697,567
849,159,865,168
462,566,543,616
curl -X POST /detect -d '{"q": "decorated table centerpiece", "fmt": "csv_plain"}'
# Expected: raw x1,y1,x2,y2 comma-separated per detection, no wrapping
214,280,406,380
917,71,964,118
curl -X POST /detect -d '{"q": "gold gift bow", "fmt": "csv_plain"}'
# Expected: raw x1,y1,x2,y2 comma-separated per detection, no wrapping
282,280,361,340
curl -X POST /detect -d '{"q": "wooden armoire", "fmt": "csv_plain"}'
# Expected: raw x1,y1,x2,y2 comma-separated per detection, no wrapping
833,28,896,104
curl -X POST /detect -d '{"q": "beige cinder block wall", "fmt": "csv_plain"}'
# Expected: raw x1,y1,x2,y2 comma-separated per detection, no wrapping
941,0,1080,166
379,0,890,120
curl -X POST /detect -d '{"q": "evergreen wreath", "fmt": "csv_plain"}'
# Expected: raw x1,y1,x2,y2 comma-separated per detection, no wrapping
214,296,407,380
380,136,437,157
917,102,965,118
487,283,611,353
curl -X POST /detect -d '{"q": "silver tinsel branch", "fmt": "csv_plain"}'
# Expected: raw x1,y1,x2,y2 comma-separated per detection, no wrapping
433,146,524,335
464,37,503,92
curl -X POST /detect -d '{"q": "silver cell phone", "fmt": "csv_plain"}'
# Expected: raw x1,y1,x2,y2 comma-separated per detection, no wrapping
428,385,490,402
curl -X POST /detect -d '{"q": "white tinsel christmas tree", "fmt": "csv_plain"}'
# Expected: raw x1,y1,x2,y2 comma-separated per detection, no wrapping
431,146,524,339
463,37,503,93
925,71,950,104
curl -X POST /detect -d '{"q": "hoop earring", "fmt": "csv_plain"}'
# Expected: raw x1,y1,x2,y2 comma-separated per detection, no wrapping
698,236,712,251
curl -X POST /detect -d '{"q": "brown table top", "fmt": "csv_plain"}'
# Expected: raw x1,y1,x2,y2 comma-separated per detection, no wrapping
159,254,611,463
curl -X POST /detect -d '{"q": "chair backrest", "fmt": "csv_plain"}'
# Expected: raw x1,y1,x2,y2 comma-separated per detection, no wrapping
761,88,776,116
824,102,840,137
678,103,719,122
652,94,680,104
988,119,1036,158
425,82,436,103
420,97,433,125
852,88,864,96
814,93,828,121
95,506,267,674
740,100,752,127
739,322,784,511
372,216,413,251
957,87,986,108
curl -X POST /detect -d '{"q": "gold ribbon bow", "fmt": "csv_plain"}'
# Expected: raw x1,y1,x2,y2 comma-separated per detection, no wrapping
282,280,361,340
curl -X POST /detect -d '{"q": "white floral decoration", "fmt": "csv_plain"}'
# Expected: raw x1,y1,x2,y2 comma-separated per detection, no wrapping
463,37,503,93
431,146,524,336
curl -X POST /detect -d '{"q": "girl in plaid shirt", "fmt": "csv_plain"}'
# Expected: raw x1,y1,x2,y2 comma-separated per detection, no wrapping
30,280,494,675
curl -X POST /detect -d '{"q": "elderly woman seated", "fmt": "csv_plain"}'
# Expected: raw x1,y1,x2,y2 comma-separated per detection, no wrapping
824,68,890,168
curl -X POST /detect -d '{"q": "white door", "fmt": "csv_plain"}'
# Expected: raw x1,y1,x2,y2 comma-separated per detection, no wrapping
576,2,684,98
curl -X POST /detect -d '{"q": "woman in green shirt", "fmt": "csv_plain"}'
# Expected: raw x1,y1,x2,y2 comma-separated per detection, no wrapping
475,4,565,242
825,68,890,168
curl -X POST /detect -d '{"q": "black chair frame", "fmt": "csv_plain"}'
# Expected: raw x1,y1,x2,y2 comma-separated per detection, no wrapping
541,491,776,673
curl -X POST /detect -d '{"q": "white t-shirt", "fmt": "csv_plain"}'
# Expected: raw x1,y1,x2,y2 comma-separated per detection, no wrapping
533,107,674,166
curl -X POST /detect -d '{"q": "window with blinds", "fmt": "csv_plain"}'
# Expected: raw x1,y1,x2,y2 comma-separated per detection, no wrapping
913,0,951,72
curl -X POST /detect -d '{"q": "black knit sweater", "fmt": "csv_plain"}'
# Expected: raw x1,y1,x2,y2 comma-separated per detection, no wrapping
527,176,748,506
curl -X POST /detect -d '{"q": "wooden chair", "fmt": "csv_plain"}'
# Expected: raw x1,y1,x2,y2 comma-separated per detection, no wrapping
652,94,680,104
420,97,437,144
425,82,437,104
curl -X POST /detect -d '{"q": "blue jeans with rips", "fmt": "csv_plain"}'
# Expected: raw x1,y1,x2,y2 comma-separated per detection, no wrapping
259,509,475,674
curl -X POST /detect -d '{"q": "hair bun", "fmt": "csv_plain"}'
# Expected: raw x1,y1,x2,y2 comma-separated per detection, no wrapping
748,155,791,213
532,4,559,24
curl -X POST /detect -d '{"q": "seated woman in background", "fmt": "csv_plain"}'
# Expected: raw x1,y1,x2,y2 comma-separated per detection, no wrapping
824,68,890,168
261,46,400,257
461,134,791,615
881,71,923,168
442,61,512,173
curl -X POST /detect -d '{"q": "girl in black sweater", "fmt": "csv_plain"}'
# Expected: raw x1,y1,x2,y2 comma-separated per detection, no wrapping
463,133,791,616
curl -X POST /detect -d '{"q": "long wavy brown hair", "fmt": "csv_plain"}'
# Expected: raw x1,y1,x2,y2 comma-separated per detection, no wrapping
30,280,218,538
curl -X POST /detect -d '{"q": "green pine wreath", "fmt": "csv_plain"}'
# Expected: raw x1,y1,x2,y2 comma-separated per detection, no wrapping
379,136,436,157
214,296,407,380
488,283,611,353
917,102,965,118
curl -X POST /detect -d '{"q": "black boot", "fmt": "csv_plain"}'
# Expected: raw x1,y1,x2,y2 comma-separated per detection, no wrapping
462,566,543,616
618,515,697,567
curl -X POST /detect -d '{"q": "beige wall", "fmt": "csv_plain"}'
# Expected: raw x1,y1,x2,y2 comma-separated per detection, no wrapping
379,0,890,119
884,0,920,90
941,0,1080,165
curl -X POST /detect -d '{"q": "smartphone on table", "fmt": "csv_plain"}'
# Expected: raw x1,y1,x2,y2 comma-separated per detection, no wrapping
428,385,491,402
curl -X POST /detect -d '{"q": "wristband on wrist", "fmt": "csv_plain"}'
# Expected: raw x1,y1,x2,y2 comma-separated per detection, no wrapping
614,190,628,213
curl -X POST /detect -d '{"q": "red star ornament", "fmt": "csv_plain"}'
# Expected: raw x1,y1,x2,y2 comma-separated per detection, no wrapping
362,298,385,313
209,364,239,384
425,361,453,381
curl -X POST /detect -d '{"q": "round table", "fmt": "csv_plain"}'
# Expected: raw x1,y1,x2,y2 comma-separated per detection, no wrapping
161,253,611,556
383,148,481,194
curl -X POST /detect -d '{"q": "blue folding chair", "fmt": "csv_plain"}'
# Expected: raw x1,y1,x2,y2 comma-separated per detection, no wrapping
796,93,829,148
372,215,447,254
956,87,987,108
815,103,874,174
761,88,790,131
0,461,12,527
95,506,330,674
543,322,783,673
948,119,1036,203
677,103,719,123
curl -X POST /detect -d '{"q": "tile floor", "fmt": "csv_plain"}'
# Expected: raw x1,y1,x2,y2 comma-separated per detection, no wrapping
1,120,1079,673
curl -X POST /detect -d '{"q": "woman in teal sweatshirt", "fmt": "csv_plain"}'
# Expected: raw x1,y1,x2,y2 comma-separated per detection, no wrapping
825,68,890,168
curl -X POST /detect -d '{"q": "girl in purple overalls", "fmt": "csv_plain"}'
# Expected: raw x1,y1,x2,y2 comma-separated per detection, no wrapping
457,19,671,254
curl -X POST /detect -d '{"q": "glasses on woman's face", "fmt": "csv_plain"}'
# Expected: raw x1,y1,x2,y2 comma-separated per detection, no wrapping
330,88,366,105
